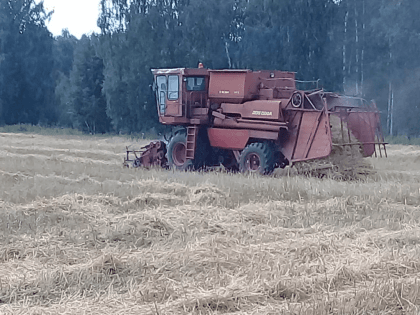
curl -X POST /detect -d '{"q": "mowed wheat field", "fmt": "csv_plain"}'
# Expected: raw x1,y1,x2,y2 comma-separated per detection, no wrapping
1,132,420,315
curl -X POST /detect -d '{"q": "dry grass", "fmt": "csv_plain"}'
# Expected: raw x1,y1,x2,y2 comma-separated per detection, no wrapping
1,132,420,314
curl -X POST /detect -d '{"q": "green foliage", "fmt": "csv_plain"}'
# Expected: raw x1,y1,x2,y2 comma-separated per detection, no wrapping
53,30,79,127
68,36,110,134
385,135,420,146
58,35,111,134
0,0,55,125
1,0,420,137
179,0,239,69
372,0,420,136
53,30,79,78
237,0,340,89
97,0,181,133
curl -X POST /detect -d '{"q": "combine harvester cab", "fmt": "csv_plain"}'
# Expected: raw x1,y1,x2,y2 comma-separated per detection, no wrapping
125,67,386,176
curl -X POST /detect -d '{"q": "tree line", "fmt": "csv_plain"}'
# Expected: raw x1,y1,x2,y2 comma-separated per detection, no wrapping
1,0,419,136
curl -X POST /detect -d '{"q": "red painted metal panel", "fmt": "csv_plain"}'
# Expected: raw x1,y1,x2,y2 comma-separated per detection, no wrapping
209,70,296,104
258,71,296,88
282,108,332,162
207,128,250,150
293,111,331,160
208,70,256,103
165,100,183,116
213,117,284,132
346,111,378,157
248,129,279,140
281,111,302,162
221,100,283,121
305,111,332,160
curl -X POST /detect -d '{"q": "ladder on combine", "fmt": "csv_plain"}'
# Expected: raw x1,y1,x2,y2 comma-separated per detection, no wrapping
186,126,199,160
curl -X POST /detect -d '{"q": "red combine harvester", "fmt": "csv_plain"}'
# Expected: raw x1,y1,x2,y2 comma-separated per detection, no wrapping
125,67,386,174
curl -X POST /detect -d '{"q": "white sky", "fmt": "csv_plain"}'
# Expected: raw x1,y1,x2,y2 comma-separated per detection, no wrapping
41,0,101,38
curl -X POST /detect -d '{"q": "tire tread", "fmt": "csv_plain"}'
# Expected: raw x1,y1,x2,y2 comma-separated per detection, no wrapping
239,142,275,175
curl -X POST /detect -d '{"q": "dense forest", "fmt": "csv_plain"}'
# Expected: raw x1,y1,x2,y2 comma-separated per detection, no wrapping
0,0,419,136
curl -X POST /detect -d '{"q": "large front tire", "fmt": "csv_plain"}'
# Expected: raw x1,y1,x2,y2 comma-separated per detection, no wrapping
239,142,275,175
166,130,209,170
167,133,193,170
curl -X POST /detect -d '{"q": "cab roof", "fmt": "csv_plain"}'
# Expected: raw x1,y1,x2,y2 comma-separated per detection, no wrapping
151,68,209,76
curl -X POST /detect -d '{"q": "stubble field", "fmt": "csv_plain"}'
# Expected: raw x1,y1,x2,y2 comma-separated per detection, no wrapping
0,132,420,314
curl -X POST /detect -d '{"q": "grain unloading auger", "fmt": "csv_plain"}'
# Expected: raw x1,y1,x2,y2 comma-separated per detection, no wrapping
124,67,386,176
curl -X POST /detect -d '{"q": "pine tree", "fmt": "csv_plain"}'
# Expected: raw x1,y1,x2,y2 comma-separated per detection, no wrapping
66,35,110,134
0,0,55,125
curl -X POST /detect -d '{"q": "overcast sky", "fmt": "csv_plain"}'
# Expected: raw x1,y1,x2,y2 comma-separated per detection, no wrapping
41,0,101,38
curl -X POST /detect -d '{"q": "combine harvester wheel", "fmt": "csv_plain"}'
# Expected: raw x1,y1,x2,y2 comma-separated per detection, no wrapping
239,142,275,175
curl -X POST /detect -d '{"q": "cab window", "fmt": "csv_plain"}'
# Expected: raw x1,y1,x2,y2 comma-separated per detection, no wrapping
186,76,205,91
168,75,179,100
156,76,166,113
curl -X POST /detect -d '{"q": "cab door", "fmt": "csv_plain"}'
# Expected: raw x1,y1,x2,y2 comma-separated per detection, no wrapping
165,75,183,117
183,76,208,118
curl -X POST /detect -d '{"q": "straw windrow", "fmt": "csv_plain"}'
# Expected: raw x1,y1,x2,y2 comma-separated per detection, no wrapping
0,133,419,314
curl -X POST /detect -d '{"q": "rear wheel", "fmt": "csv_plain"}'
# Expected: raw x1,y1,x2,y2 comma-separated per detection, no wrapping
239,142,275,175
